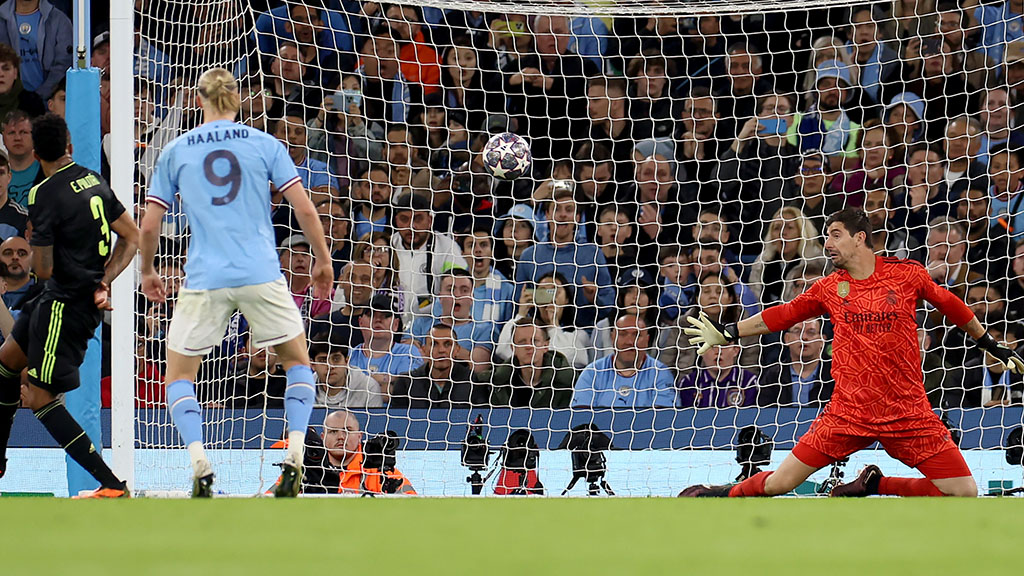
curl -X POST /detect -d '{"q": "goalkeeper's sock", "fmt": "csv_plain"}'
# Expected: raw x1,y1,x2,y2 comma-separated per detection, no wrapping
167,379,209,474
0,361,21,464
283,365,316,464
728,471,773,497
877,477,944,497
34,400,123,489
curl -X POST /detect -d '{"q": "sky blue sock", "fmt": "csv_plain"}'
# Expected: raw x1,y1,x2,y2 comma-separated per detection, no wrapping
284,365,316,435
166,379,203,446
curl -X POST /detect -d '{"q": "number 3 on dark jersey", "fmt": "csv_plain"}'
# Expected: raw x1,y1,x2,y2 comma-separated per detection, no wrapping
204,150,242,206
90,195,111,257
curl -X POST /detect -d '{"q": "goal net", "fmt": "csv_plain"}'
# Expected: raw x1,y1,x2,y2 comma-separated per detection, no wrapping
120,0,1024,496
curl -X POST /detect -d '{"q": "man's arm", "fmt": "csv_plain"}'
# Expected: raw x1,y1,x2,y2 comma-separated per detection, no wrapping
138,201,168,303
103,211,141,286
282,182,333,299
684,293,824,355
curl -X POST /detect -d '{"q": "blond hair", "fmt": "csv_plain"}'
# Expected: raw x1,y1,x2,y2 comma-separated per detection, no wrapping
197,67,240,116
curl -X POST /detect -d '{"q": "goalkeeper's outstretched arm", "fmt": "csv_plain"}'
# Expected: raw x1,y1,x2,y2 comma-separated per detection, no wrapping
683,312,773,355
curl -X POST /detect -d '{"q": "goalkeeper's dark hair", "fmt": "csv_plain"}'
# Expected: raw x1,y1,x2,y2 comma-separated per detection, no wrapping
31,113,69,162
824,208,874,248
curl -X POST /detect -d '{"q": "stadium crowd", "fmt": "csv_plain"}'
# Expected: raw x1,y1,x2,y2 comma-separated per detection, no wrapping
0,0,1022,411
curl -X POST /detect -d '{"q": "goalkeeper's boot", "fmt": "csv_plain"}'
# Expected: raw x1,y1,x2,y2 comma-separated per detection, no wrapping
830,465,882,497
272,456,303,498
192,473,215,498
72,483,131,499
678,484,733,497
191,459,215,498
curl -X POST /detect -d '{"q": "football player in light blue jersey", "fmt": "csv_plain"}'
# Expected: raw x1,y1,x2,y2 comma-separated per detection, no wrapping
139,68,333,498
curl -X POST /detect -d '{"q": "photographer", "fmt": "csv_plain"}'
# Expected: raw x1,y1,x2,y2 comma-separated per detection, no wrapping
301,410,415,495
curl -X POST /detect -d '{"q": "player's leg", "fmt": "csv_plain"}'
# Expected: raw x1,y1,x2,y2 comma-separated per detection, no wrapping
0,295,37,477
680,412,868,497
22,296,127,497
163,287,235,496
834,419,976,497
0,338,28,478
236,279,313,498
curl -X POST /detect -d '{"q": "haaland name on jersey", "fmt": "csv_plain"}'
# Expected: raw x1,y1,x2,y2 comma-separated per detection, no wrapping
185,127,251,146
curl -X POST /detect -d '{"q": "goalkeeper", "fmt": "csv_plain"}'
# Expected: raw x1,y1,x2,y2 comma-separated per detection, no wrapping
680,209,1024,498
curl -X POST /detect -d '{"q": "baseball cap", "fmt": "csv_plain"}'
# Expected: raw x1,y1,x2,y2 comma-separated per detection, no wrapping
815,59,852,88
278,234,310,254
93,31,110,50
886,91,925,123
366,294,398,317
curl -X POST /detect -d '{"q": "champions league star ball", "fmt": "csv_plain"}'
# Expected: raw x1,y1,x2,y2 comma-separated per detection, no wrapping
482,132,532,181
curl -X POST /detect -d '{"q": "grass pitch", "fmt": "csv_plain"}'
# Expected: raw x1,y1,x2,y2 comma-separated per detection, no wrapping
2,498,1018,575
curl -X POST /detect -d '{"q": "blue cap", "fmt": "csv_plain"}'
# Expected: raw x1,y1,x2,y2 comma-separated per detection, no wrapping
815,59,852,88
493,203,541,241
617,266,655,288
886,91,925,123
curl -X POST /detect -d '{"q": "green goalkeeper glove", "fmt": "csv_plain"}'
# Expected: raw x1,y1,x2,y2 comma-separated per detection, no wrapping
974,333,1024,375
683,312,739,355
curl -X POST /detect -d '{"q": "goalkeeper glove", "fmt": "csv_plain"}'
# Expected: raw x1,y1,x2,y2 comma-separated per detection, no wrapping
974,333,1024,375
683,312,739,355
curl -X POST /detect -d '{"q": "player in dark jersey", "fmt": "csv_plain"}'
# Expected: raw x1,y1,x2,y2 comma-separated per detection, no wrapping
0,114,139,498
680,208,1024,498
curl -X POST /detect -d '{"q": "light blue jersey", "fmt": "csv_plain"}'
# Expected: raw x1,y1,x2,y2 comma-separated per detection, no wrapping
147,120,301,290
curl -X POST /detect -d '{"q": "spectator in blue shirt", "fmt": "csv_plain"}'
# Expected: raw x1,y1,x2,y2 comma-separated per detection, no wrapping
411,268,496,374
0,0,72,100
1,111,42,207
569,15,608,72
973,0,1024,66
255,2,355,72
572,313,676,408
514,184,614,328
273,111,340,205
461,229,515,326
677,342,759,408
349,295,423,399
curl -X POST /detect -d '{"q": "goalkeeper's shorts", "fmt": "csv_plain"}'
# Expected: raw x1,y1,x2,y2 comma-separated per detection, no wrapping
792,410,971,478
166,277,305,356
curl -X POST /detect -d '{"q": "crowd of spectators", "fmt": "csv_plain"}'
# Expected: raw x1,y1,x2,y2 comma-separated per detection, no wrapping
8,1,1024,411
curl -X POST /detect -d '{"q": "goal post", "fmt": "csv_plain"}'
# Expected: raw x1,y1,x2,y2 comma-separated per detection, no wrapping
103,0,1024,497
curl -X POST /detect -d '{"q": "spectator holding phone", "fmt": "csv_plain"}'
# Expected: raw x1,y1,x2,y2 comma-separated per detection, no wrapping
496,272,590,368
716,93,800,252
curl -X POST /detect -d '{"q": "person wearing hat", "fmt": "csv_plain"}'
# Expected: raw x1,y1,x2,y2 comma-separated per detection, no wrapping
0,0,72,100
884,91,926,156
493,203,539,281
279,234,334,323
91,30,110,73
390,191,467,320
349,294,423,396
787,59,861,166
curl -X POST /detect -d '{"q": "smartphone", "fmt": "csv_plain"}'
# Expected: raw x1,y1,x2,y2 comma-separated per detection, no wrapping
758,118,788,136
333,89,362,111
534,288,556,305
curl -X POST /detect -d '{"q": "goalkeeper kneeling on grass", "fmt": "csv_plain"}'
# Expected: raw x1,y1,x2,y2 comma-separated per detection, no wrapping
276,410,415,495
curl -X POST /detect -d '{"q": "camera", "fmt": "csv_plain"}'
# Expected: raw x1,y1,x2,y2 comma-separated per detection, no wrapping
363,431,403,494
557,424,615,496
735,425,773,482
461,415,491,495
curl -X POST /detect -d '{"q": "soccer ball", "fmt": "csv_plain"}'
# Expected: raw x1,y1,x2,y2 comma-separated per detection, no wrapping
482,132,532,181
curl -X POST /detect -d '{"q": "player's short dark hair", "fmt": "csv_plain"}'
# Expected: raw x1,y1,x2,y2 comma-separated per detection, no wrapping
824,208,873,248
31,113,70,162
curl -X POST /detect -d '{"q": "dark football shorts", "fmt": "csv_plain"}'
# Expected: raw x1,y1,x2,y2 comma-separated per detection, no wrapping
11,291,102,394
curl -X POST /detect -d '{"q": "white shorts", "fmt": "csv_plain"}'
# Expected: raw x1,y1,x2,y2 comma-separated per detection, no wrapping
166,278,305,356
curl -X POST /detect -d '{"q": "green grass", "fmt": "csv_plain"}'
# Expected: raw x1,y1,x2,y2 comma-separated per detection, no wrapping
2,498,1020,575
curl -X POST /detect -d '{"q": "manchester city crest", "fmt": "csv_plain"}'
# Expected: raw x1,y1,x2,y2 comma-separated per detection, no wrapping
837,281,850,298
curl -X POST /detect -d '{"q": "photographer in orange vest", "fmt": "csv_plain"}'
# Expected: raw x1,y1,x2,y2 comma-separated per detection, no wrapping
300,410,416,495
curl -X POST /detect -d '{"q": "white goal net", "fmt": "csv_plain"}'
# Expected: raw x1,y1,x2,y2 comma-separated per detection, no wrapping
121,0,1024,496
